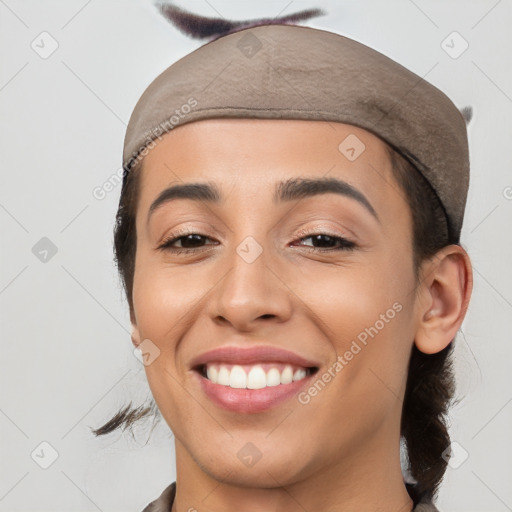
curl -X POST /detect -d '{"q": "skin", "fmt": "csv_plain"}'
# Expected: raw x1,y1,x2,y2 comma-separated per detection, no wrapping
130,118,473,512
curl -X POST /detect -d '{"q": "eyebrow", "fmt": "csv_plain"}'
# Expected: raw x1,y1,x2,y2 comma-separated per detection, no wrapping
147,177,380,225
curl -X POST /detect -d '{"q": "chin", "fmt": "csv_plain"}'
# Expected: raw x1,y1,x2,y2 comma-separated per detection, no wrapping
191,439,314,488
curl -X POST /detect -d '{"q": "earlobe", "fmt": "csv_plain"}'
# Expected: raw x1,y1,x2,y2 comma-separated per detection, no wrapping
414,245,473,355
131,323,141,348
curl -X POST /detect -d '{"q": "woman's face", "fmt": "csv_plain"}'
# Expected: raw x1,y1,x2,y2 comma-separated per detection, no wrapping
131,118,422,486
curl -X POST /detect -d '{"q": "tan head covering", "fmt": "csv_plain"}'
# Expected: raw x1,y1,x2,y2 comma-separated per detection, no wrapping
122,24,470,241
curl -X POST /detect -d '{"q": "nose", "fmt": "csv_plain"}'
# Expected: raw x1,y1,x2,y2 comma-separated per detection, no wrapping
207,241,293,332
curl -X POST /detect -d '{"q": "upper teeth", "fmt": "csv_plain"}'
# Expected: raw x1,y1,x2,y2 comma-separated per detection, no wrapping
205,363,309,389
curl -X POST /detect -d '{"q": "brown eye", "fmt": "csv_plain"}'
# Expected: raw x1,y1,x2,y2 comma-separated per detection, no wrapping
293,233,357,252
158,233,218,252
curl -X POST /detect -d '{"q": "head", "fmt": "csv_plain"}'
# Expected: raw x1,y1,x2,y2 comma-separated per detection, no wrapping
92,12,473,507
94,116,472,505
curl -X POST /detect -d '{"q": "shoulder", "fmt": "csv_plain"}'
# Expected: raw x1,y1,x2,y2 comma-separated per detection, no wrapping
141,482,176,512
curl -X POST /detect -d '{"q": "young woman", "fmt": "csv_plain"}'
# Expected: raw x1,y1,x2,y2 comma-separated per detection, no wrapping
93,7,473,512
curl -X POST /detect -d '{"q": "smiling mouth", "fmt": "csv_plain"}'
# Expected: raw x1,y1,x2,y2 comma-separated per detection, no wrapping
194,363,319,390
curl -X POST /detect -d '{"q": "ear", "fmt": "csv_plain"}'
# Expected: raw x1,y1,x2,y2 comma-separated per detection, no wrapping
414,245,473,354
130,309,141,349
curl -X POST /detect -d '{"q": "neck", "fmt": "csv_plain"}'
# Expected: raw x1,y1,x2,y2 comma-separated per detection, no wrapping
171,427,414,512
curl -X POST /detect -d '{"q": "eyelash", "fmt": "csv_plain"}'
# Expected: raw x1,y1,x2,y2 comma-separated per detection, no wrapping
157,228,357,254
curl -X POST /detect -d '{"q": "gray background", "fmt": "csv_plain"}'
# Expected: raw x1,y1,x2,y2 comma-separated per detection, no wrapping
1,1,511,511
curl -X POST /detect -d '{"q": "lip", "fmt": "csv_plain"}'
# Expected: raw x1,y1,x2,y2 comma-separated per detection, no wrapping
189,345,320,414
193,368,318,413
189,345,321,370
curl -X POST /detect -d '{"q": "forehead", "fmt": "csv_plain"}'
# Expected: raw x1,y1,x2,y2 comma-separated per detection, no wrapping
136,118,401,221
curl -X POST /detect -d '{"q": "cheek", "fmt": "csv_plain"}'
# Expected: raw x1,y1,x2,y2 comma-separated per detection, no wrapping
280,259,415,459
293,251,413,346
132,263,201,346
131,261,199,420
131,250,227,387
294,250,415,399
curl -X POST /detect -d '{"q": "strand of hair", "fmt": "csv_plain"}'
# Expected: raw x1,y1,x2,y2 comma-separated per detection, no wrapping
156,3,325,40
